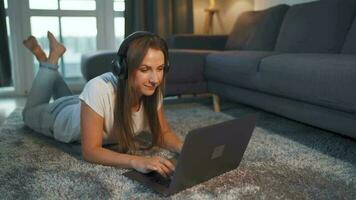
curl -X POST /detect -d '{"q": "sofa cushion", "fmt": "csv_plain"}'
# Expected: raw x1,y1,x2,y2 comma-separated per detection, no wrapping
81,51,116,81
342,17,356,54
225,4,289,51
275,1,355,53
257,53,356,113
166,49,217,95
168,34,228,50
167,49,217,83
205,51,279,90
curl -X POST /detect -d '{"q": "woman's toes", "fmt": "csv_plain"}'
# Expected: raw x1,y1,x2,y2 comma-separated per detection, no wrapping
47,31,53,39
23,36,40,50
47,31,59,44
23,38,34,49
23,35,47,62
47,31,66,56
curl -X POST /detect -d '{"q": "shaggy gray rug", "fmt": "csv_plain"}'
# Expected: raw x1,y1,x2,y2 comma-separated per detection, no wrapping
0,98,355,199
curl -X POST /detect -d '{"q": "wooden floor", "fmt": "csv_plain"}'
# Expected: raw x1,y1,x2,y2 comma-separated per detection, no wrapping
0,97,26,126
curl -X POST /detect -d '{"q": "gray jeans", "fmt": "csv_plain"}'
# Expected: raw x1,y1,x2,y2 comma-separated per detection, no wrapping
22,62,78,139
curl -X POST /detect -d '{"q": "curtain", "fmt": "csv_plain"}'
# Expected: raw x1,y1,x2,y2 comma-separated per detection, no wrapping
0,0,12,87
125,0,194,39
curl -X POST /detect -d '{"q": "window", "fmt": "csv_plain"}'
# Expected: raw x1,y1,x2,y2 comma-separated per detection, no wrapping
6,17,10,37
5,7,10,59
114,0,125,49
30,17,60,74
61,17,97,78
114,0,125,11
2,0,125,96
1,0,13,89
60,0,95,10
114,17,125,50
29,0,99,79
29,0,58,10
29,0,96,10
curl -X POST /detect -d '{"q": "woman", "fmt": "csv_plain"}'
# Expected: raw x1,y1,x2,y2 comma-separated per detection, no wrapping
22,31,183,178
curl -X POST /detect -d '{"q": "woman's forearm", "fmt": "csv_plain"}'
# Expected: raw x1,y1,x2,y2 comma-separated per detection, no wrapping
82,146,139,168
160,131,183,153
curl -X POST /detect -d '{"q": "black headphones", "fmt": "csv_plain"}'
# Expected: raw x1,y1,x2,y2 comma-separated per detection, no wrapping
111,31,170,80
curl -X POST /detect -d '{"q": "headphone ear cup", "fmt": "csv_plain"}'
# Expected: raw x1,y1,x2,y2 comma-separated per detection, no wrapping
165,61,170,73
112,56,129,79
111,58,121,77
120,59,128,79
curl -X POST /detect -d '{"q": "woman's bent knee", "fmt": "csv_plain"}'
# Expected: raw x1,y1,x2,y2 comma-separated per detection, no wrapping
22,107,38,131
21,106,55,138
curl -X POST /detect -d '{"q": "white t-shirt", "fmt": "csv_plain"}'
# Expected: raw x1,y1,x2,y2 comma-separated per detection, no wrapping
53,72,163,144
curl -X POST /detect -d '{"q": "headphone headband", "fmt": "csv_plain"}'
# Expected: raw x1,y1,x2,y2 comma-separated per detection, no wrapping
117,31,155,59
112,31,170,80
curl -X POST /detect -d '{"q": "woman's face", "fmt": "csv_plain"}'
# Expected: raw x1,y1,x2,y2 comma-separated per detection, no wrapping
133,48,165,97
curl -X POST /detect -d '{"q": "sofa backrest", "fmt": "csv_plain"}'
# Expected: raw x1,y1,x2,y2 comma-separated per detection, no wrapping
225,4,289,51
275,0,355,53
81,51,116,81
342,16,356,54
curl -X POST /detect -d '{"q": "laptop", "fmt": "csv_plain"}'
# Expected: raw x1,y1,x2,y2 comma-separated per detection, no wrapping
123,114,257,196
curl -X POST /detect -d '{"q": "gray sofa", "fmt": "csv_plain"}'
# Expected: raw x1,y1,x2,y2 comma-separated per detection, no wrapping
81,0,356,139
168,0,356,139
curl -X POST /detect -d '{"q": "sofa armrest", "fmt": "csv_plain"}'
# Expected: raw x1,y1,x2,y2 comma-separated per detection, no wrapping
168,34,228,50
165,49,219,96
81,51,116,81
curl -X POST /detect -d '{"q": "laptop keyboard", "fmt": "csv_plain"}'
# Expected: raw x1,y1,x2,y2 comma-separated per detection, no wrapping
146,171,172,187
142,156,177,187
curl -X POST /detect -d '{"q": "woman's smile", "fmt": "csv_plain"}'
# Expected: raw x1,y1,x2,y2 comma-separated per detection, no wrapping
144,84,156,90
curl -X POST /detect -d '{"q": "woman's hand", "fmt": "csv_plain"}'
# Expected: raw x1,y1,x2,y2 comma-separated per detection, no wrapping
130,156,175,178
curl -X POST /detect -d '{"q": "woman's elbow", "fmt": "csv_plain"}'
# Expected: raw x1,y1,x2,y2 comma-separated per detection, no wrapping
81,146,97,163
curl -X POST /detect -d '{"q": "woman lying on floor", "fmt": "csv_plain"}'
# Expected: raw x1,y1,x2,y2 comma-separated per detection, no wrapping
22,31,183,178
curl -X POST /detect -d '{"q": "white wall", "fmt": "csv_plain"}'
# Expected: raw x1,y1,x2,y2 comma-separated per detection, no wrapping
254,0,318,10
193,0,254,35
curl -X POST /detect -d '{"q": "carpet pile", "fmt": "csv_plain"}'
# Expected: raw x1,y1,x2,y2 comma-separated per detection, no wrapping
0,99,355,199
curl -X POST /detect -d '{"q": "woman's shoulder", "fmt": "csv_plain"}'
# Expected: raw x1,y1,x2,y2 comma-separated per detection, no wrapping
79,72,117,114
99,72,118,89
86,72,117,91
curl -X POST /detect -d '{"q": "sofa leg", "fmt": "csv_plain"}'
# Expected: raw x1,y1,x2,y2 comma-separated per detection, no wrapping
212,94,220,112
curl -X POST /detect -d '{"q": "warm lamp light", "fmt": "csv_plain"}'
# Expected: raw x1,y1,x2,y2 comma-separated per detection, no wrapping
209,0,216,9
204,0,219,34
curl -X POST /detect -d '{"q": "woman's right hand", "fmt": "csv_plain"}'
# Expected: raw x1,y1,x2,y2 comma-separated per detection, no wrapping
130,156,175,178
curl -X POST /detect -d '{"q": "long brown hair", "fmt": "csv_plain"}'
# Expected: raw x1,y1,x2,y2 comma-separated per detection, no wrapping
114,34,168,153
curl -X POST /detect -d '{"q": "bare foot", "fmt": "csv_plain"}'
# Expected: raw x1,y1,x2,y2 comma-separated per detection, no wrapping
47,31,66,65
23,36,47,62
